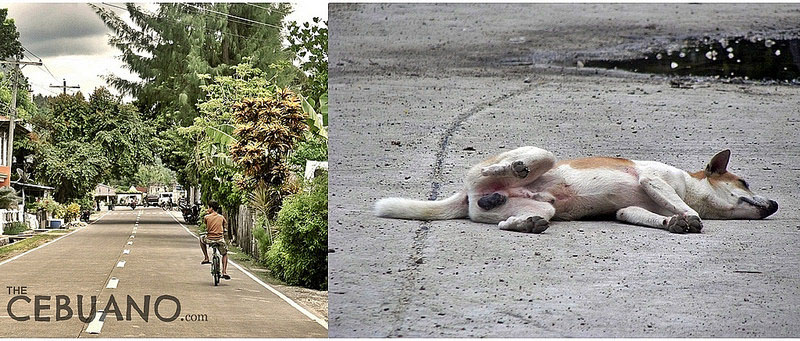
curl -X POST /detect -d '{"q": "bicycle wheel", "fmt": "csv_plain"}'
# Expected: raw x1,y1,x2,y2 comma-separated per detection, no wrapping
212,255,220,286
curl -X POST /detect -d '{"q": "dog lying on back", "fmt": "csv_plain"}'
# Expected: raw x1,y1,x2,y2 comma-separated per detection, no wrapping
375,147,778,233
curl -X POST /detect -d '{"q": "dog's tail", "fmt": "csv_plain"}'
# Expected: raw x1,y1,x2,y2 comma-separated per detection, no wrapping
374,191,469,220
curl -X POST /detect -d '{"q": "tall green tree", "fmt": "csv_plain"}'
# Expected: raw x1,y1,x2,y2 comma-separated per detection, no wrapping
91,3,300,188
133,163,175,188
26,89,155,202
287,18,327,107
1,8,23,60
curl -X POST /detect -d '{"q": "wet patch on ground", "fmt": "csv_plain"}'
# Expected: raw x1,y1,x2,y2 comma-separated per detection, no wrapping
584,36,800,84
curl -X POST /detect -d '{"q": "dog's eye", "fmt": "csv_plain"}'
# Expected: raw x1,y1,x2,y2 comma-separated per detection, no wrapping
739,179,750,189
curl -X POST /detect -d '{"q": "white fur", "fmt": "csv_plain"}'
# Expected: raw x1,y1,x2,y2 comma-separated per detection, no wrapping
375,146,777,233
375,192,468,220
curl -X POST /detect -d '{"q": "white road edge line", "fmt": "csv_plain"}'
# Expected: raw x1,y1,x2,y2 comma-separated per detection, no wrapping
165,210,328,329
0,211,111,267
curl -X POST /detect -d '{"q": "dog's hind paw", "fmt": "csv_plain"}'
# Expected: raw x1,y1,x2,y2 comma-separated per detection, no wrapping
477,193,507,210
511,160,530,178
499,216,549,234
666,214,702,234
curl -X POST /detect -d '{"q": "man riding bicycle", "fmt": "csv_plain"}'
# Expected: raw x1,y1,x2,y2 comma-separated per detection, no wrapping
199,201,230,280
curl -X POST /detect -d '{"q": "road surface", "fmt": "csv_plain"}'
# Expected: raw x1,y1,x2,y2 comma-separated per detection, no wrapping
0,207,327,337
328,3,800,337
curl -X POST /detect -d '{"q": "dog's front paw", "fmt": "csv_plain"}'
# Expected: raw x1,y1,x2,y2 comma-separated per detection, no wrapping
666,214,702,234
685,215,703,233
499,216,549,234
511,160,530,178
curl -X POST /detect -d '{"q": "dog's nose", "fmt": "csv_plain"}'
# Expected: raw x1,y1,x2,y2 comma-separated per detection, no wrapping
760,200,778,218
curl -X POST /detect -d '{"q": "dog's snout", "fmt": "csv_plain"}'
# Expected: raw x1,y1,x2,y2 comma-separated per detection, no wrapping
760,200,778,218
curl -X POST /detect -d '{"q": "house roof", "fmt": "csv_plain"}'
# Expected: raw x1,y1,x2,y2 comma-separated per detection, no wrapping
0,116,32,134
10,180,54,190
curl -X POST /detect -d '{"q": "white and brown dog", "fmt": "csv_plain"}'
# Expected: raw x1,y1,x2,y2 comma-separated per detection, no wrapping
375,147,778,233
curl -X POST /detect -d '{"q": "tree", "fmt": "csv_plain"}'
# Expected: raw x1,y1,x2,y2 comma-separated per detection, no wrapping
25,88,155,202
0,8,23,60
35,140,110,202
287,18,328,108
133,163,175,188
91,3,300,189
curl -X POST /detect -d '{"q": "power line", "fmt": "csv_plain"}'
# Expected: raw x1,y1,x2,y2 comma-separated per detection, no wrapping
98,3,253,41
21,46,60,82
183,3,282,30
245,2,292,15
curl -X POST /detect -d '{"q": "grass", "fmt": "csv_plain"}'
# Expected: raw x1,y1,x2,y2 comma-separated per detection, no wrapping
0,230,70,262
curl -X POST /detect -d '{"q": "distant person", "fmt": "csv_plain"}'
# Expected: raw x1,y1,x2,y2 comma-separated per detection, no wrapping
199,201,230,280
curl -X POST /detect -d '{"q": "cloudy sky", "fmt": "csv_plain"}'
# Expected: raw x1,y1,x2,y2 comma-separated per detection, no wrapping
5,2,327,100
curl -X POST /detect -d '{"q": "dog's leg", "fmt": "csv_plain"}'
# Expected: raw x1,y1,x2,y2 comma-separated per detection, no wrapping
471,197,555,234
470,146,556,189
616,206,672,230
638,176,703,233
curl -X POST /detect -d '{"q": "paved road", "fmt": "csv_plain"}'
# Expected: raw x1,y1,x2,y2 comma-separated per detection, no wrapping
329,3,800,337
0,207,327,337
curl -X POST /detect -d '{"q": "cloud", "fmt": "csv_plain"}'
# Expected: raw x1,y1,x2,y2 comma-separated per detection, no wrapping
6,3,111,58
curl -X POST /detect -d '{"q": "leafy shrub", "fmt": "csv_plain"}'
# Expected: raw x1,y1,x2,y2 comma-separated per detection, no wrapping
252,216,273,261
265,172,328,290
75,197,94,212
288,135,328,168
3,222,29,235
28,198,64,218
64,203,81,222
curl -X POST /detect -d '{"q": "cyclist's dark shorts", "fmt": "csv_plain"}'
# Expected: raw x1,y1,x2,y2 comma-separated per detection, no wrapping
201,235,228,255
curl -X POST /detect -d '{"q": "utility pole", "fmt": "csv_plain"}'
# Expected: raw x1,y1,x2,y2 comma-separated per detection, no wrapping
49,78,80,95
2,58,42,223
0,58,42,171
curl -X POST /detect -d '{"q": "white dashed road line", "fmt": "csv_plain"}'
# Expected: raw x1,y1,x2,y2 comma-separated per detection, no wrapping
85,310,106,334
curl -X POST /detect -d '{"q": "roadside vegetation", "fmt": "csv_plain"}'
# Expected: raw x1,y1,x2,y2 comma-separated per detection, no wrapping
1,4,327,290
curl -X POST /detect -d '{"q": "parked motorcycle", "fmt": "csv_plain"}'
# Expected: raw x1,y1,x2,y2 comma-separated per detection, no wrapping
181,203,200,225
80,210,91,222
130,202,137,210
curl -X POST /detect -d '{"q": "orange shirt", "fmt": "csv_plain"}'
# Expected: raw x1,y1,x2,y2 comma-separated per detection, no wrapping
204,212,226,240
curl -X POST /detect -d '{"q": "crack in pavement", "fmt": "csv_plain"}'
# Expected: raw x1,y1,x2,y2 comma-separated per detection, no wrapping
389,85,533,336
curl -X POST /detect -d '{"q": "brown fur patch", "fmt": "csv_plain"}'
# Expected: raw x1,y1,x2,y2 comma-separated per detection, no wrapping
691,170,747,189
558,157,635,170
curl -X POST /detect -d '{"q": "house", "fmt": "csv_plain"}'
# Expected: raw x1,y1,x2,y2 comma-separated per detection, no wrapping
0,117,41,231
94,184,116,210
116,186,143,204
0,117,32,187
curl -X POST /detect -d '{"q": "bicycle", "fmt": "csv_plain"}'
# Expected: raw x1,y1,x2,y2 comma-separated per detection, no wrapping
200,233,222,286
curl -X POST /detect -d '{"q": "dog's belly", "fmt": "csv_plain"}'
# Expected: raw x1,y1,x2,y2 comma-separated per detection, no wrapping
527,165,656,220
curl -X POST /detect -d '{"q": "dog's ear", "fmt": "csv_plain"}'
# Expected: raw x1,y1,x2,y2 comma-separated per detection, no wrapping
705,149,731,174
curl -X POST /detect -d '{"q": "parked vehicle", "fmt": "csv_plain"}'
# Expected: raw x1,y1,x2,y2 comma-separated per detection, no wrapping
145,194,159,207
181,202,200,225
80,210,91,222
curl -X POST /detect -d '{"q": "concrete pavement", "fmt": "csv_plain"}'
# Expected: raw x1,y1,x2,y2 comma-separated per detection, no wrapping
0,207,327,337
328,4,800,337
